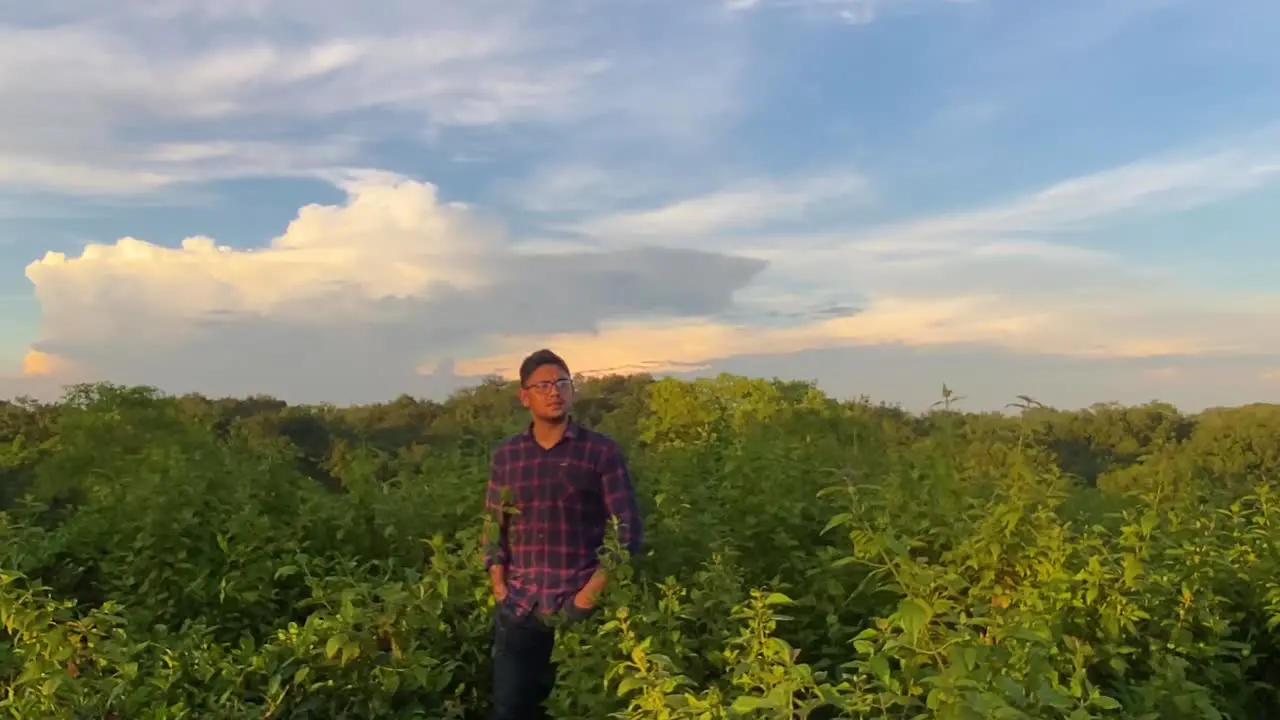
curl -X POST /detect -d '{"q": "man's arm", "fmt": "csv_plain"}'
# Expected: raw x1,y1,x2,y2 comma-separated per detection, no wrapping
600,444,643,558
481,450,510,600
573,443,643,608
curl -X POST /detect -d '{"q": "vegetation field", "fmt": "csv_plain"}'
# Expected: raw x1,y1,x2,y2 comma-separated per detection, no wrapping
1,375,1279,718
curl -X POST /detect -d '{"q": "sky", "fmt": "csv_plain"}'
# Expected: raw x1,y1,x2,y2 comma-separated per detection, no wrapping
2,0,1279,412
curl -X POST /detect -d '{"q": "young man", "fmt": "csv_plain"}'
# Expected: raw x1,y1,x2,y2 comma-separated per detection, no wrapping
483,349,644,720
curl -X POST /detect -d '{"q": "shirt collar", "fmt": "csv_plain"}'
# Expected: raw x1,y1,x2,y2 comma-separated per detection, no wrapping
522,417,580,443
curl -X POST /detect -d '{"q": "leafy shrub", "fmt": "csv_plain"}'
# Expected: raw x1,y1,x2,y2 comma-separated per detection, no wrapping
0,378,1277,718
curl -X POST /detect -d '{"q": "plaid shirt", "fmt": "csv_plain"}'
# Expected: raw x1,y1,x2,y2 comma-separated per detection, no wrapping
483,420,643,615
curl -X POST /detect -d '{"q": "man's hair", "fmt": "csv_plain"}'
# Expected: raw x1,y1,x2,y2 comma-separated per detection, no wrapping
518,349,570,387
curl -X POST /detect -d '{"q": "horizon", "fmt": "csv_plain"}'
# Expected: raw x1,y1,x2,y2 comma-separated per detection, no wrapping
2,0,1279,412
10,369,1276,417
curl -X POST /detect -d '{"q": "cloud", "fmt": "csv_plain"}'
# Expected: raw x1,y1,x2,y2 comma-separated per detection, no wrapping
569,129,1280,261
506,163,661,216
0,3,595,125
887,143,1280,238
0,0,747,200
0,3,604,196
723,0,941,25
461,135,1280,380
553,132,1280,321
727,134,1280,295
454,296,1038,377
20,350,75,378
567,173,870,240
0,139,368,197
20,178,764,402
11,127,1280,406
456,292,1280,381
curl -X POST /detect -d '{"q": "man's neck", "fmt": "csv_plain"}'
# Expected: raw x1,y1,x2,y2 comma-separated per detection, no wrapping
531,417,569,449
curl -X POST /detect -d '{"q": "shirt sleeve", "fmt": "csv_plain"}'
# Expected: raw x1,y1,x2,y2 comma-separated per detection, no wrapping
600,443,644,560
482,448,510,569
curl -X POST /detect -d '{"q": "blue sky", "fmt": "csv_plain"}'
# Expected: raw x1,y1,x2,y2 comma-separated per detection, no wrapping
1,0,1278,411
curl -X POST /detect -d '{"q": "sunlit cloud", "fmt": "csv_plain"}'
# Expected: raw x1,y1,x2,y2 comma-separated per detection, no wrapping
16,177,762,400
20,350,76,378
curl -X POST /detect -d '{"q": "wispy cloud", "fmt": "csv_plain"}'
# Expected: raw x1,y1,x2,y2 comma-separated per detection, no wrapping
560,130,1280,299
0,0,746,199
739,132,1280,289
0,13,589,196
507,163,661,215
568,172,870,239
457,132,1280,377
0,139,368,196
723,0,950,25
848,139,1280,250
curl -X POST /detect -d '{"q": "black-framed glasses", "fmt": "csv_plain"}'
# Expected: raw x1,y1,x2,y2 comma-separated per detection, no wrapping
524,378,574,394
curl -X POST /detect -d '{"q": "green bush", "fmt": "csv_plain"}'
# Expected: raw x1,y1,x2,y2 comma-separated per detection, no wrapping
0,377,1277,718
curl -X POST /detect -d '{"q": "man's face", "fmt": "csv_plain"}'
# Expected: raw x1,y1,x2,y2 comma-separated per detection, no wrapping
520,363,574,421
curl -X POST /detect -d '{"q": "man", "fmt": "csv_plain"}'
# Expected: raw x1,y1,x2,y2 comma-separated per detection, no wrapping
483,349,644,720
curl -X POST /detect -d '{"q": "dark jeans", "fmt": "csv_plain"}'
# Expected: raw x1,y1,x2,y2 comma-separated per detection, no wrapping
490,599,596,720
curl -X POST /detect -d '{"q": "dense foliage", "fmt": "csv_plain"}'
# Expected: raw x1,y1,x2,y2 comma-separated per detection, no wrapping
1,375,1278,718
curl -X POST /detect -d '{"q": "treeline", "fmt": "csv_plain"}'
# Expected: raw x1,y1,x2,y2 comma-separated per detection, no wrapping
3,374,1277,509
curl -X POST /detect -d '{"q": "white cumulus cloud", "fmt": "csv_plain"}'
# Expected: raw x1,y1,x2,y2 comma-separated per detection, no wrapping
19,177,763,401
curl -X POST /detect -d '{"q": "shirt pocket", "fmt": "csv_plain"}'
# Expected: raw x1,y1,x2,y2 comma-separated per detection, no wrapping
557,461,599,502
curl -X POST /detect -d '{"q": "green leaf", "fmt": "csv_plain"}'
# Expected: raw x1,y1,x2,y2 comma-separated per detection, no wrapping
730,695,773,714
821,513,852,535
1036,685,1073,709
896,597,932,640
325,634,345,660
1092,695,1122,710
